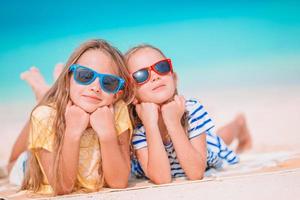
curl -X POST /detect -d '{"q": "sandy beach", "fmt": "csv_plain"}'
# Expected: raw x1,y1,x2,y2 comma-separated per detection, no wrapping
1,84,300,199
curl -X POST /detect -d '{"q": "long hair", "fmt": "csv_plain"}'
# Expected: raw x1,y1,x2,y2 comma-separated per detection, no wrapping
124,44,188,133
21,39,134,194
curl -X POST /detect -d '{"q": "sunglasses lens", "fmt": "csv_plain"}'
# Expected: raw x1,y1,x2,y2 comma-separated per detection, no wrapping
75,67,95,84
132,69,149,84
102,75,121,93
155,60,171,74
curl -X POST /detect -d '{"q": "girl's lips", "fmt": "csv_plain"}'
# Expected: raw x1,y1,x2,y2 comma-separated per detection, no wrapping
152,84,166,91
82,95,102,103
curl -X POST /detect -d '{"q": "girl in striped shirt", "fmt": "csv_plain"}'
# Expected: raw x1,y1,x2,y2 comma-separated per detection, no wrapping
125,44,252,184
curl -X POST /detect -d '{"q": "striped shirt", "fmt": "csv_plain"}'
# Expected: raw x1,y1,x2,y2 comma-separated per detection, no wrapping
131,98,238,178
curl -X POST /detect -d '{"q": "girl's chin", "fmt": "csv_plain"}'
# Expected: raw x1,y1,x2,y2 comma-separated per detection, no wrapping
151,95,174,105
79,101,112,113
77,106,94,114
76,103,99,113
85,107,97,114
151,90,175,104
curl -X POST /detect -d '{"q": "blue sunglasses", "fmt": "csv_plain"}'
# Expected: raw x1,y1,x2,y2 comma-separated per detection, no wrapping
69,64,125,94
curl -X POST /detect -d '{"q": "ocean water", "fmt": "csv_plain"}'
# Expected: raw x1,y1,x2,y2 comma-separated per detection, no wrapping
1,1,300,103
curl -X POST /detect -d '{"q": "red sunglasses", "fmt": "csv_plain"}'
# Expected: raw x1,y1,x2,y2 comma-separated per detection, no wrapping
131,58,173,85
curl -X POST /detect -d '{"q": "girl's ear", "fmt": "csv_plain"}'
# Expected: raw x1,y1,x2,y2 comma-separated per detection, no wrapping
132,97,139,105
113,90,123,101
173,72,178,85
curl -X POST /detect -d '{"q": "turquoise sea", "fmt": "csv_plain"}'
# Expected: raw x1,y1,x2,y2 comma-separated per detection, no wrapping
1,1,300,103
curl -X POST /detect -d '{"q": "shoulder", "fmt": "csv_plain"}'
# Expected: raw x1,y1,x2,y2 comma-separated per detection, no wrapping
113,100,133,136
133,125,145,136
185,98,206,113
31,105,56,121
132,125,146,140
114,100,129,119
132,125,147,149
29,105,56,151
114,99,127,110
184,98,215,135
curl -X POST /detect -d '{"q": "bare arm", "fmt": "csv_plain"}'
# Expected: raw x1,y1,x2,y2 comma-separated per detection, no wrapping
118,130,131,169
99,130,131,188
37,102,90,195
167,124,207,180
161,95,207,180
136,123,171,184
90,106,131,189
38,129,82,194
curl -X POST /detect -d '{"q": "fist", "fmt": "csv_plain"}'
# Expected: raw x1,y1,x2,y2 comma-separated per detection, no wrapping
90,105,115,139
161,95,186,128
135,102,159,125
65,101,90,138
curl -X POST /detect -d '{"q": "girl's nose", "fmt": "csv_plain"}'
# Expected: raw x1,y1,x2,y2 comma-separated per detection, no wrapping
89,77,102,93
150,70,161,82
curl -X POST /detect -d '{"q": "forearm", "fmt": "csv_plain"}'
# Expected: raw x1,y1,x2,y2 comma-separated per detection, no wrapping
54,131,81,194
168,125,206,180
144,124,171,184
100,134,130,188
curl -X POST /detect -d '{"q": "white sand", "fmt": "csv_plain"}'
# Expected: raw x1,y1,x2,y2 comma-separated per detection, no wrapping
44,169,300,200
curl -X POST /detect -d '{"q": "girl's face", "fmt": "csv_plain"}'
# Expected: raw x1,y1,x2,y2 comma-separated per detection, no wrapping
69,49,118,113
127,48,176,104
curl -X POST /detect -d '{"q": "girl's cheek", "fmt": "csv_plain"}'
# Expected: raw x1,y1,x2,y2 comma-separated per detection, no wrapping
69,87,79,103
137,85,148,96
135,89,143,100
134,86,145,100
69,81,84,102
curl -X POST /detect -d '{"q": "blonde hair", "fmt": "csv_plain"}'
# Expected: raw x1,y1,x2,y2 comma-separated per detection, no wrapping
124,44,188,132
21,39,134,194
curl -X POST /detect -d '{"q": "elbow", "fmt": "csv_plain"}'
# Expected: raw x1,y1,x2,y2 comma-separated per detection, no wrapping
56,190,72,195
145,165,172,185
106,172,130,189
186,166,206,181
107,180,128,189
147,166,172,185
187,172,204,181
55,186,74,195
150,174,172,185
53,181,75,195
152,178,172,185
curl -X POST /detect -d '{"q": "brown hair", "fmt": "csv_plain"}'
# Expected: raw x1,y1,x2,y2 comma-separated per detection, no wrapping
124,44,188,132
21,39,134,194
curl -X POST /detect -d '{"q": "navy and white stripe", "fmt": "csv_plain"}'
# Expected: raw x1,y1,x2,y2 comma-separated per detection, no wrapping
131,98,238,178
206,127,239,164
186,99,215,140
